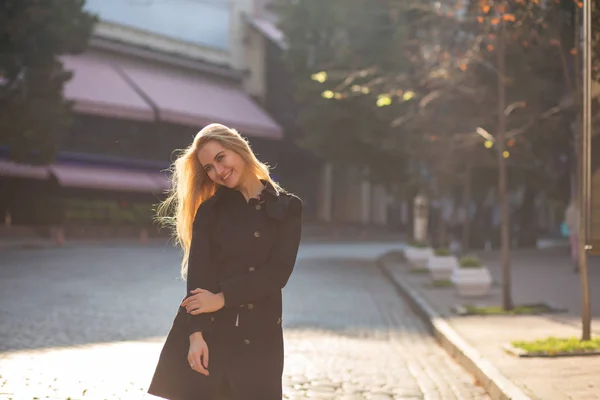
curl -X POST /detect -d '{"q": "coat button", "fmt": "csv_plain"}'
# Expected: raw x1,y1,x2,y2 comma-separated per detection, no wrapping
253,231,261,238
255,204,262,211
247,303,254,310
210,316,215,322
243,339,250,345
277,318,282,324
248,267,255,272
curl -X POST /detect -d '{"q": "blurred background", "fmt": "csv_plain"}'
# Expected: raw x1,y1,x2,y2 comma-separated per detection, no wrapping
0,0,598,251
1,2,600,399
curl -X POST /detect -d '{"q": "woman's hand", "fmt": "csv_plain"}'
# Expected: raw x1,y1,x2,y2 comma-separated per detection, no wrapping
188,332,209,376
181,289,225,315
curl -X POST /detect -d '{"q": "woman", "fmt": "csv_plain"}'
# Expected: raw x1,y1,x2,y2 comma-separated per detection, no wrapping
147,123,303,400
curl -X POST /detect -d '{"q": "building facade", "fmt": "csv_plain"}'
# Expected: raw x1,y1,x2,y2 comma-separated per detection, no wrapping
0,0,314,238
1,0,404,237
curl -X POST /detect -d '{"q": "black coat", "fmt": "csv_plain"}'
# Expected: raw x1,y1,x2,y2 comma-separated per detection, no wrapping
148,181,303,400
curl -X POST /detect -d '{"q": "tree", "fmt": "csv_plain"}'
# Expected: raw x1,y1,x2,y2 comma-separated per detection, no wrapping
271,4,472,191
276,0,584,315
0,0,97,164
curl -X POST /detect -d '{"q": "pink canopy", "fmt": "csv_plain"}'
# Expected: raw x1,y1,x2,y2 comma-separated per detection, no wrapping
0,161,50,180
117,60,283,139
61,53,155,122
50,164,168,193
60,51,282,138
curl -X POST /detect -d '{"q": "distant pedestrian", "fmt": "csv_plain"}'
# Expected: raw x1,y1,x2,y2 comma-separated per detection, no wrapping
148,123,303,400
564,198,579,273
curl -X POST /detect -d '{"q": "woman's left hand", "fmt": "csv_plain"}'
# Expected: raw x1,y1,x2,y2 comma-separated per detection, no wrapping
181,289,225,315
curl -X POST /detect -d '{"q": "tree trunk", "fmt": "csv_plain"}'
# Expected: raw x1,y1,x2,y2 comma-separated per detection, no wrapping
497,18,514,311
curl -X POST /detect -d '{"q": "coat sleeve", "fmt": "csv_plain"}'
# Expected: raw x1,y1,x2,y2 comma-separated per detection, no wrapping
186,201,219,335
219,196,303,307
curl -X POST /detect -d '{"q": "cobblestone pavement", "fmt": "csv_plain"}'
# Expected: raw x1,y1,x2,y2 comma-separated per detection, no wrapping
0,243,488,399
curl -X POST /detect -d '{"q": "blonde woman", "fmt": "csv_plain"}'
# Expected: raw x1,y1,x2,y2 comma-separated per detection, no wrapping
148,123,303,400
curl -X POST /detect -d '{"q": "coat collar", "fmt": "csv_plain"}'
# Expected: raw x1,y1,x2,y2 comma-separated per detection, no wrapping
258,179,280,202
212,179,287,220
213,179,279,201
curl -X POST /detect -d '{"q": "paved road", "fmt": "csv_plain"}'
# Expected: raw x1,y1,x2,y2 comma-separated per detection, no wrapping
0,243,488,399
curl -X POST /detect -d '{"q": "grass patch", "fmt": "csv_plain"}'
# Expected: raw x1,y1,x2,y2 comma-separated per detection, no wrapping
409,267,429,274
424,279,453,288
510,336,600,357
459,255,483,268
408,240,429,248
458,303,561,316
434,248,452,256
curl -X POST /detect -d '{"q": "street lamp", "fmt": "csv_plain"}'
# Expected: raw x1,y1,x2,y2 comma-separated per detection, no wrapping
579,0,592,341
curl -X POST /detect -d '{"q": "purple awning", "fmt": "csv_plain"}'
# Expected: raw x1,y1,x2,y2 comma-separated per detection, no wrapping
60,51,282,139
0,161,50,180
118,60,283,139
50,164,168,193
61,53,155,122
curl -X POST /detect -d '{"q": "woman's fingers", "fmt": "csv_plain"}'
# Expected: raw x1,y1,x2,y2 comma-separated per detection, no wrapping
195,359,209,376
188,335,210,376
195,346,209,376
181,288,207,307
201,342,209,369
185,300,203,313
188,350,209,376
189,307,205,315
184,300,196,312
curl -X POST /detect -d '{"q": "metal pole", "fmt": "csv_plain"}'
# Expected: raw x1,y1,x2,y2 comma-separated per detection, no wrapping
579,0,592,341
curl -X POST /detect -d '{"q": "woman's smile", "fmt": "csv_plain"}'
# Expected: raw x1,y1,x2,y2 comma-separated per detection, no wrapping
221,170,233,183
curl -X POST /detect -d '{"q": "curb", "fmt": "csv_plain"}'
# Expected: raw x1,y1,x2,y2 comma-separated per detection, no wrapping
377,256,532,400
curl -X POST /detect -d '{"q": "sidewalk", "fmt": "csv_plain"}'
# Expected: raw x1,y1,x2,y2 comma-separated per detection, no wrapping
380,248,600,400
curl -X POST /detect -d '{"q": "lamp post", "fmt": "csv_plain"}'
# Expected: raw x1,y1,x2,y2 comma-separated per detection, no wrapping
579,0,592,341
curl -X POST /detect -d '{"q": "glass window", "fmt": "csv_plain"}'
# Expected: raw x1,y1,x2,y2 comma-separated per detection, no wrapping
85,0,230,49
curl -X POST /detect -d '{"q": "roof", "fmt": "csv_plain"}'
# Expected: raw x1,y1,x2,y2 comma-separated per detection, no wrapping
245,15,287,49
116,54,282,139
62,52,156,121
61,50,283,139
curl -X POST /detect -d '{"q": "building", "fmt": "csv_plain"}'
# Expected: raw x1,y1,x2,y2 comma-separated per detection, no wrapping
0,0,314,239
1,0,404,241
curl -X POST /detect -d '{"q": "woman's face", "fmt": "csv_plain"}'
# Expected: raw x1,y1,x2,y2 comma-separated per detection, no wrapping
197,140,247,188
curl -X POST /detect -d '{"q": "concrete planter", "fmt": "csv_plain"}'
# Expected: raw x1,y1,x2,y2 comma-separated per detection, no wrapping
428,255,458,281
451,267,493,297
404,246,433,269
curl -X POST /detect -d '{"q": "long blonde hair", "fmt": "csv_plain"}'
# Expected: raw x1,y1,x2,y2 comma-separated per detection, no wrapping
157,123,281,279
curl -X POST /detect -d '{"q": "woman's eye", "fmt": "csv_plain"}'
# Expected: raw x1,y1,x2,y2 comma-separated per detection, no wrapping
204,166,212,172
216,155,224,162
